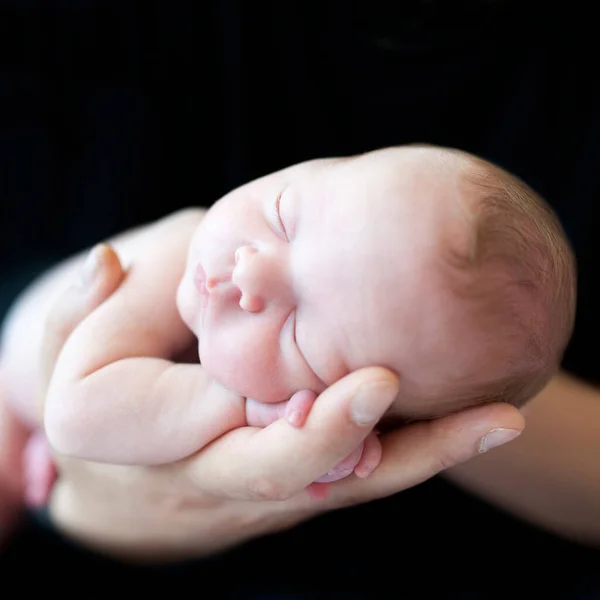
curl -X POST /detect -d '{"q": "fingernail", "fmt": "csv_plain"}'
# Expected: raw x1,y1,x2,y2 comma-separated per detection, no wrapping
286,410,303,428
350,380,398,426
76,244,103,289
354,463,376,479
479,428,521,453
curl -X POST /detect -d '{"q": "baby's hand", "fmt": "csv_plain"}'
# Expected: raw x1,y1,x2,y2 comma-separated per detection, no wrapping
245,392,382,483
245,390,316,428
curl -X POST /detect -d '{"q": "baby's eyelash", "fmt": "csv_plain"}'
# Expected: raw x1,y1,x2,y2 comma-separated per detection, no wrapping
274,191,288,240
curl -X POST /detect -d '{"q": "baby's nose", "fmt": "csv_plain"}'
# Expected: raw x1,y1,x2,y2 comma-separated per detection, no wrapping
234,245,257,265
232,244,288,313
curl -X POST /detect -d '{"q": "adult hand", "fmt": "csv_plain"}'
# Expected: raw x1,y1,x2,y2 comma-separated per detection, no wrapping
42,245,525,562
0,379,28,547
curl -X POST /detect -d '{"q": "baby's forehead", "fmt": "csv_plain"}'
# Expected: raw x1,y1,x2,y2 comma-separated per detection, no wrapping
292,148,473,344
305,154,464,244
338,145,466,178
304,147,466,212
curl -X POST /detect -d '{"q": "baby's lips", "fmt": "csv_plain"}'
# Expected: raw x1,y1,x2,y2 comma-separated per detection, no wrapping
193,263,209,311
314,442,364,483
194,262,207,292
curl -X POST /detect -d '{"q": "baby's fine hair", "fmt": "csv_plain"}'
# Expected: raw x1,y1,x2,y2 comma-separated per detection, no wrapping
441,148,576,408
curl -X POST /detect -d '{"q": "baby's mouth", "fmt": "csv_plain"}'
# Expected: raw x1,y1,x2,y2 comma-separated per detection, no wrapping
194,263,210,311
194,262,240,314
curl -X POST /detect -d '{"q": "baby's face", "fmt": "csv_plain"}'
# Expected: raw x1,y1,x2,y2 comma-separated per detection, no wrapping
177,147,482,413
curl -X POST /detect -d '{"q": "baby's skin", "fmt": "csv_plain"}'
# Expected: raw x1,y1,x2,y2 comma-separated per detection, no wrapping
39,203,377,482
5,144,573,505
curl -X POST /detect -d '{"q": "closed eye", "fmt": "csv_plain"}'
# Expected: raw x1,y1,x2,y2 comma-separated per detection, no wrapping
272,190,288,241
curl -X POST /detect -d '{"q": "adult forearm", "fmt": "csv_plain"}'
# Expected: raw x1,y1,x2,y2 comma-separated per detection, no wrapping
0,384,28,544
444,372,600,546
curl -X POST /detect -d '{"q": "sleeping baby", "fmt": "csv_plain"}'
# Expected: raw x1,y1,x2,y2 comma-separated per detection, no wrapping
0,144,577,494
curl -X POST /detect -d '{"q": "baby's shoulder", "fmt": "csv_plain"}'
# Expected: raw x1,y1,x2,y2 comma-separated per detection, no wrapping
156,207,206,231
115,208,205,268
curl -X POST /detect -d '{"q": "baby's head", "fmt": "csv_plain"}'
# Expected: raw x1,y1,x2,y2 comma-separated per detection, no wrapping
177,145,575,419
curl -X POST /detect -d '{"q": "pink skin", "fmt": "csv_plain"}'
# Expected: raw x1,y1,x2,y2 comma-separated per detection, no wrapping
246,391,382,484
24,147,486,499
26,147,493,499
176,147,486,485
21,393,373,505
23,147,537,500
20,390,372,506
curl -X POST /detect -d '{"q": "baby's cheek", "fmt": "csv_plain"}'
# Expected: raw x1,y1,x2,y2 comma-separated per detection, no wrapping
201,338,293,403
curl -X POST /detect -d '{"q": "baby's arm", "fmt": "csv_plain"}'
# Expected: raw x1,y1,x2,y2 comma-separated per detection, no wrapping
44,211,247,465
0,210,197,428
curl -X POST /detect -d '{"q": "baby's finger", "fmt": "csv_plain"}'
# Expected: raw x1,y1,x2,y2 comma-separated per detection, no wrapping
353,431,382,479
285,390,317,428
179,367,399,501
245,397,288,427
314,441,363,483
245,391,317,429
39,244,124,405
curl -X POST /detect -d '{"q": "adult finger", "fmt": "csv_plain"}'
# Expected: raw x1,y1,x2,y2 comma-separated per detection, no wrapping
176,367,400,501
39,243,125,405
321,401,525,509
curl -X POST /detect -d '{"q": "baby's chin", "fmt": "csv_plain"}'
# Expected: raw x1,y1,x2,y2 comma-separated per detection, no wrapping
199,348,294,403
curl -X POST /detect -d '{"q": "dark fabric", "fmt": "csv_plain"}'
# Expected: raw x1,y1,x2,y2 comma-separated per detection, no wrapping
1,1,598,596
